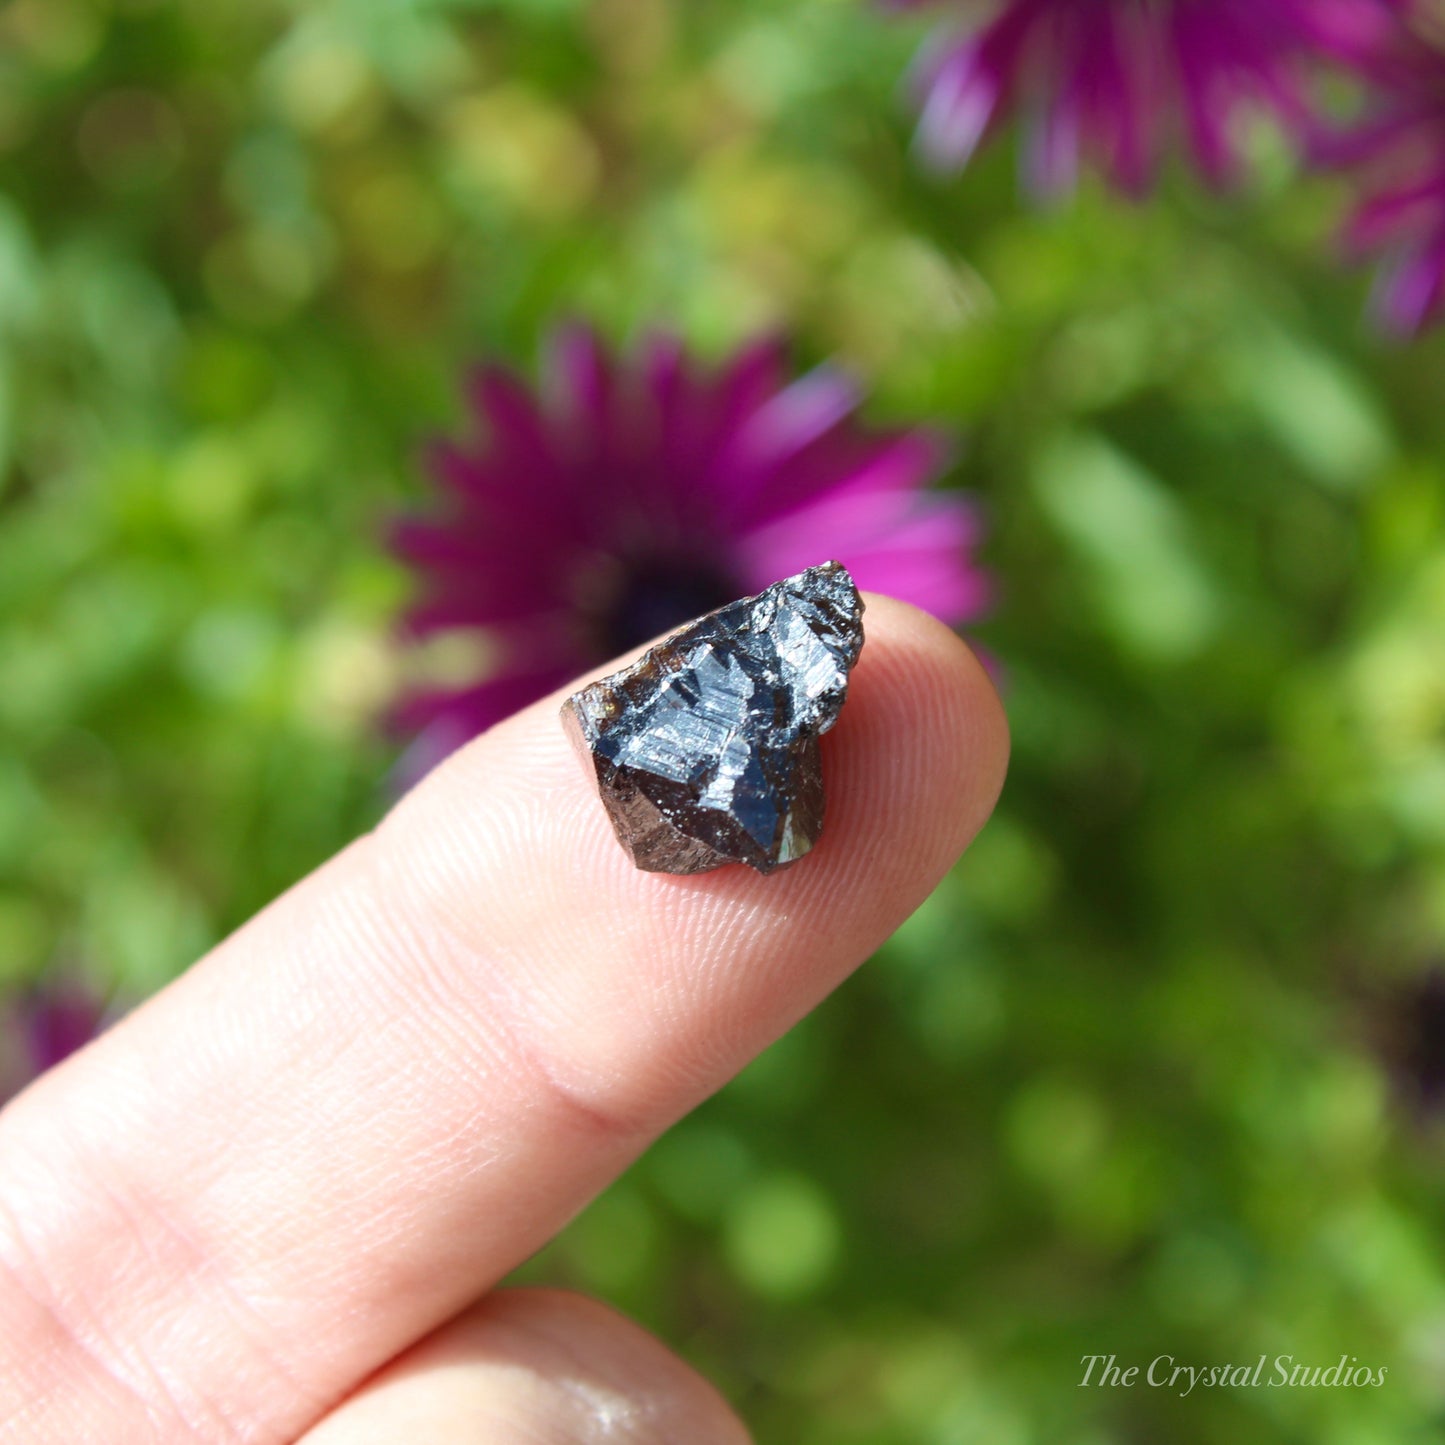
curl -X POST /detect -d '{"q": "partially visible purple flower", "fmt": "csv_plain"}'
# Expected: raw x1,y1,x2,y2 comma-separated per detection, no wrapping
393,326,990,771
1,976,106,1102
1318,4,1445,333
892,0,1391,195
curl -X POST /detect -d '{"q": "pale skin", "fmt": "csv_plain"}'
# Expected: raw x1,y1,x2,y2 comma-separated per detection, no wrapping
0,596,1009,1444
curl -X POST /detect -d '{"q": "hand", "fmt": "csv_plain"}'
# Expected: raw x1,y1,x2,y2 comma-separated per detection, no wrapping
0,597,1007,1445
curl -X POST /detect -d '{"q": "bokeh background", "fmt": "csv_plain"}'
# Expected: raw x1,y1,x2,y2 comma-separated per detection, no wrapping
4,0,1445,1441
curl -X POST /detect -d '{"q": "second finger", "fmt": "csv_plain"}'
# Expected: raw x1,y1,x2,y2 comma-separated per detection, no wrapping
299,1289,750,1445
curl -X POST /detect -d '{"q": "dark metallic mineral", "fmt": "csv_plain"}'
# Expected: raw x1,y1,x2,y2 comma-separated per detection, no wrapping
562,562,865,875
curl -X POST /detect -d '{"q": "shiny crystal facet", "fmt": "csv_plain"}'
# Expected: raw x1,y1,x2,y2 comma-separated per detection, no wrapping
562,563,865,875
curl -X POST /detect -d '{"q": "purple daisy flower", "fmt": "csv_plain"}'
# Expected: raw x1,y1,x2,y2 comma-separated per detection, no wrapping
393,326,989,771
1,976,106,1102
1319,5,1445,334
893,0,1389,194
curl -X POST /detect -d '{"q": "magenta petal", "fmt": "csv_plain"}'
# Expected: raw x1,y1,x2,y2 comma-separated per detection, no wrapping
806,430,957,508
641,328,688,409
741,487,956,563
18,982,105,1074
915,39,1004,170
423,441,552,523
468,365,569,489
849,547,994,624
390,518,542,571
681,336,792,503
913,0,1059,173
403,586,565,634
747,368,860,460
1171,12,1236,184
549,322,614,432
1024,90,1084,199
738,488,988,626
1370,246,1445,335
1086,6,1158,196
714,334,791,418
724,367,862,512
1345,180,1445,252
471,365,553,450
424,438,491,505
702,339,808,472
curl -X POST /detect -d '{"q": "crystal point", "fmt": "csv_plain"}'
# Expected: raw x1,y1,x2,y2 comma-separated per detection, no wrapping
562,563,865,875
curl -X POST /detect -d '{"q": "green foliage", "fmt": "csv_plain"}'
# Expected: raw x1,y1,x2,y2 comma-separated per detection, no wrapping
4,0,1445,1440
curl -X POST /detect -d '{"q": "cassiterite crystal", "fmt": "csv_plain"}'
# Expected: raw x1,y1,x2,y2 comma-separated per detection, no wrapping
562,563,865,875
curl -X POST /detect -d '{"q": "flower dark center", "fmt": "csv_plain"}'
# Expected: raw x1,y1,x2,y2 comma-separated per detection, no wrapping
600,556,741,657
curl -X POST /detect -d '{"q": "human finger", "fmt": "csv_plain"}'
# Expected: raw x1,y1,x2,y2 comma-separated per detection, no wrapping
0,595,1008,1444
298,1289,750,1445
